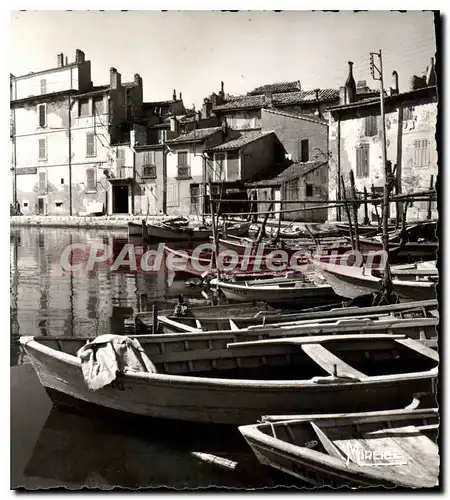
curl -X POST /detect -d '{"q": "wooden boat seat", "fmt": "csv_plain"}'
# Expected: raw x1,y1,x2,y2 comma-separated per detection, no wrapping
301,344,368,381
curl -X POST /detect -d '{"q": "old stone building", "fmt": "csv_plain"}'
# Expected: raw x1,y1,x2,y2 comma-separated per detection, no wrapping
328,61,438,222
10,50,145,216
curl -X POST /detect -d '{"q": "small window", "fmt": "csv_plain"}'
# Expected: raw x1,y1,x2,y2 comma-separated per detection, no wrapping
23,202,29,208
143,166,156,178
305,183,313,197
86,168,96,192
143,151,156,166
79,98,90,117
38,172,46,194
86,132,96,157
365,115,378,136
38,138,47,160
40,79,46,95
38,104,46,127
55,201,63,208
94,96,104,115
60,178,64,184
403,106,414,121
356,144,370,178
300,139,309,162
414,139,430,167
178,152,188,166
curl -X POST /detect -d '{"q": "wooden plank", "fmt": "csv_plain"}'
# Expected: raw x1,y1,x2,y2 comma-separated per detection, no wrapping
157,316,202,333
301,343,368,380
395,338,439,362
229,319,239,331
310,422,346,460
227,333,405,350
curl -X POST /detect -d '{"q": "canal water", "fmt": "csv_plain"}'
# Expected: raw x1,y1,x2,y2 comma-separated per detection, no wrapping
10,227,295,490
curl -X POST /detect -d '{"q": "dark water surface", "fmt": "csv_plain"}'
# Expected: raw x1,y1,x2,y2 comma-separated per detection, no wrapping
10,227,289,490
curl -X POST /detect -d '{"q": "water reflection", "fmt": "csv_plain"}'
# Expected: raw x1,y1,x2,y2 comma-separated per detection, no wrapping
10,227,206,366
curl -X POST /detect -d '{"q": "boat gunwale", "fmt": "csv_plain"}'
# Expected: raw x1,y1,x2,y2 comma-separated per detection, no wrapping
20,336,438,389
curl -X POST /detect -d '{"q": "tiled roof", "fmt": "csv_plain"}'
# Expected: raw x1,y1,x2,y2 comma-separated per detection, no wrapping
248,81,301,95
262,107,327,125
207,131,273,152
247,161,328,187
213,89,340,112
166,127,222,144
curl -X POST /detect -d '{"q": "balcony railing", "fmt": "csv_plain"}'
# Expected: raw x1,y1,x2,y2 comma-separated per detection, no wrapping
177,166,191,179
115,166,133,179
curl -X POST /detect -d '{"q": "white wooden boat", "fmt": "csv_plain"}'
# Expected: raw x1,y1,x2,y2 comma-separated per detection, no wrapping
210,275,339,305
313,261,437,302
143,221,251,242
150,299,438,334
239,406,439,488
20,333,438,425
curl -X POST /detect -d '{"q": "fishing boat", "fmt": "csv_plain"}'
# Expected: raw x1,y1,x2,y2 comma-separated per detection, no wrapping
145,299,438,335
128,221,143,237
20,333,438,425
143,220,251,242
210,274,339,305
313,261,437,302
239,405,439,488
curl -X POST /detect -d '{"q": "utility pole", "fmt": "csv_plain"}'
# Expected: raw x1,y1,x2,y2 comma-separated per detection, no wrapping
370,49,393,299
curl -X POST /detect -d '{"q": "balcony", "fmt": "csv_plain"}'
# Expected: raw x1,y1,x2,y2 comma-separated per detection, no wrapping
106,165,134,184
176,166,191,179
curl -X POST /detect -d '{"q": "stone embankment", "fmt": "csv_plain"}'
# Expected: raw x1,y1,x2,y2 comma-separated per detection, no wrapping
10,215,167,229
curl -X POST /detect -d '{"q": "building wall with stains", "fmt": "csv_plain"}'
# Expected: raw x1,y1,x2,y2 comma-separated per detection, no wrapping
328,95,437,222
134,147,165,215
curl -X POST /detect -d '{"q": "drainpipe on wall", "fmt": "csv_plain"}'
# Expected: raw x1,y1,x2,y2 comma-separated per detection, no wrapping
68,95,73,215
131,149,135,215
336,117,341,221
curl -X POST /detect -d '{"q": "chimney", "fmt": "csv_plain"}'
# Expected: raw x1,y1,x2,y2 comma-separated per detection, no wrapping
65,55,68,66
179,92,182,100
202,98,212,119
264,91,273,107
173,89,177,101
314,89,320,116
57,53,64,67
339,86,347,105
426,57,437,86
410,74,427,91
210,93,218,108
390,71,399,96
134,73,142,86
75,49,85,64
221,118,228,136
297,80,301,91
196,110,202,121
110,67,121,89
220,81,225,99
345,61,356,104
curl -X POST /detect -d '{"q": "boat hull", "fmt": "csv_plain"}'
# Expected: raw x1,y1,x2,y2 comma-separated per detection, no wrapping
21,339,435,425
144,222,250,242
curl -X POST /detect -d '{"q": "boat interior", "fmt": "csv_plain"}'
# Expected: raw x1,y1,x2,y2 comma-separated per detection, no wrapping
32,334,438,379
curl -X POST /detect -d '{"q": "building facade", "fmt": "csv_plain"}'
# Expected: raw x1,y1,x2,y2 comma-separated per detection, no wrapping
328,84,438,222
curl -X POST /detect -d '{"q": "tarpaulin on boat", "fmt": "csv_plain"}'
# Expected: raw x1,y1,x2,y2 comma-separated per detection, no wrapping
77,335,157,391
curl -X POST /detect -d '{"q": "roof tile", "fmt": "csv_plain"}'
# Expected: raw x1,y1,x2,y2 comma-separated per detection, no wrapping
206,131,273,152
166,127,222,144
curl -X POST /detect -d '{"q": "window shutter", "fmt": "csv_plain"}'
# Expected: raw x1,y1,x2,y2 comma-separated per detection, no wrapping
38,105,46,127
86,168,96,191
301,139,309,162
117,149,125,167
40,79,46,95
356,145,369,178
38,172,46,194
178,152,187,166
86,133,96,157
38,138,46,160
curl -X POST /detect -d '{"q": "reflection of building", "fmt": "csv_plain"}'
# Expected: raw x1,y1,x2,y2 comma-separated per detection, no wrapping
328,59,438,222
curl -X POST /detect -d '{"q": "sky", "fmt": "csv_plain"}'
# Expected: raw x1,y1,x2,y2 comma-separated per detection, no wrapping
10,11,437,109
